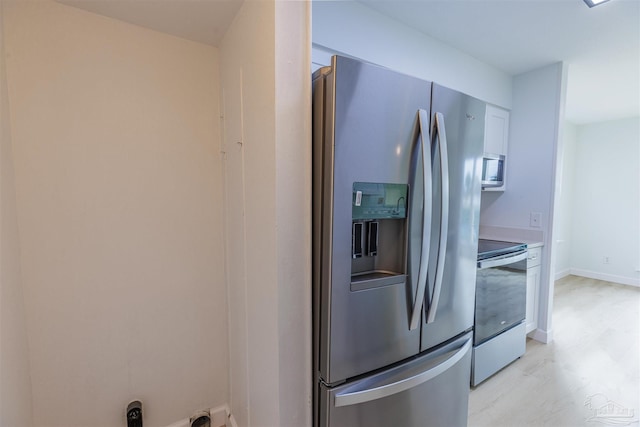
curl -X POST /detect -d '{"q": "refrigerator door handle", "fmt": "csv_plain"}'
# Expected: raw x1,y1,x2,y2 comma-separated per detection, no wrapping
334,337,472,407
426,112,449,324
409,108,433,331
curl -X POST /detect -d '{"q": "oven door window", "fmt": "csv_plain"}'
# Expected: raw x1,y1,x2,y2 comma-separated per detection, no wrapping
474,258,526,345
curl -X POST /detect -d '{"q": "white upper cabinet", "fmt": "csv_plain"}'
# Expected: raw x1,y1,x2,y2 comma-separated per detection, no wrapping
484,105,509,156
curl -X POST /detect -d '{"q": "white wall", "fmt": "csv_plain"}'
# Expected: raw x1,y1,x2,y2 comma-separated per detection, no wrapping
220,3,276,425
274,2,312,426
480,62,568,343
312,1,512,109
566,117,640,286
3,2,228,425
220,1,311,426
554,121,577,277
0,1,34,424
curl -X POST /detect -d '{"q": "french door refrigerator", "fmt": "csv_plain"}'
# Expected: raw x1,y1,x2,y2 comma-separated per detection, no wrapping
312,55,484,427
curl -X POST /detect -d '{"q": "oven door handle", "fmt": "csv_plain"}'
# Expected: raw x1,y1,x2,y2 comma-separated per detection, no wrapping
478,250,527,269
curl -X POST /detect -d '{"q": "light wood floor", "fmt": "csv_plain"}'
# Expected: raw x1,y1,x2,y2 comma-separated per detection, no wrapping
468,275,640,427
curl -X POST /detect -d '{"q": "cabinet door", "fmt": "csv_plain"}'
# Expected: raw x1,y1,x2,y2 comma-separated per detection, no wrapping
525,247,542,333
484,105,509,155
525,264,541,334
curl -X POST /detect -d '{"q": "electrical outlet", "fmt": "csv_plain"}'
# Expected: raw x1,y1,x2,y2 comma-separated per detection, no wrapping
603,256,610,264
530,212,542,228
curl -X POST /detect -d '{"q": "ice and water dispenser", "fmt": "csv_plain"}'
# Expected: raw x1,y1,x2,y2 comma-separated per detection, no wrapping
351,182,408,291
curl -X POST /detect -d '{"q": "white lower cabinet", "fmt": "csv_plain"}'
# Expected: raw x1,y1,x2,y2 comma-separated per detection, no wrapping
525,246,542,334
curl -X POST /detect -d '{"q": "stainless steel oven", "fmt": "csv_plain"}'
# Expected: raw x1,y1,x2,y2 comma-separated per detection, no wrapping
472,239,527,386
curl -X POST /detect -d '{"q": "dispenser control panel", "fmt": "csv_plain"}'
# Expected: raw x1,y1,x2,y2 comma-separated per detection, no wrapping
351,182,407,260
352,182,408,220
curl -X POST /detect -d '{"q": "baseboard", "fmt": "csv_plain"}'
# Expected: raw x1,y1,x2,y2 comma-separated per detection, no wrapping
164,404,237,427
224,406,239,427
528,328,552,344
570,268,640,288
555,268,571,281
213,405,238,427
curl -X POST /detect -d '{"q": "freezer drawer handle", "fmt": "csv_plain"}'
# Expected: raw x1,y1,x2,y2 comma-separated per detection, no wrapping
409,109,433,330
334,338,471,407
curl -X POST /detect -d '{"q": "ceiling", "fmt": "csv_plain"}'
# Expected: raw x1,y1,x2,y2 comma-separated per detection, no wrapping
58,0,243,47
358,0,640,124
58,0,639,124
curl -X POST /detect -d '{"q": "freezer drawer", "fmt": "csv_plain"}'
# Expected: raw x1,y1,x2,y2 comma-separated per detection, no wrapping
318,333,472,427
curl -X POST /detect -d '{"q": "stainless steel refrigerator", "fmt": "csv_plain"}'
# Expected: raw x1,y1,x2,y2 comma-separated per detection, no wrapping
312,55,484,427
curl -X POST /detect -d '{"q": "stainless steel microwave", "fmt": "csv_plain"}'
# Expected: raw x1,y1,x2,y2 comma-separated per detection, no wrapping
481,154,505,188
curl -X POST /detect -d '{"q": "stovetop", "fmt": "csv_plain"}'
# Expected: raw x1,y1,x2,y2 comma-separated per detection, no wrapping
477,239,527,261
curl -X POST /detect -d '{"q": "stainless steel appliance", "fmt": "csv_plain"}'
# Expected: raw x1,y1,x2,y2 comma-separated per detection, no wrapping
472,239,528,386
481,153,505,189
312,55,484,427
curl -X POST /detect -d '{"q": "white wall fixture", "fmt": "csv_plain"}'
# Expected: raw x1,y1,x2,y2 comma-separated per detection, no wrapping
530,212,542,228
